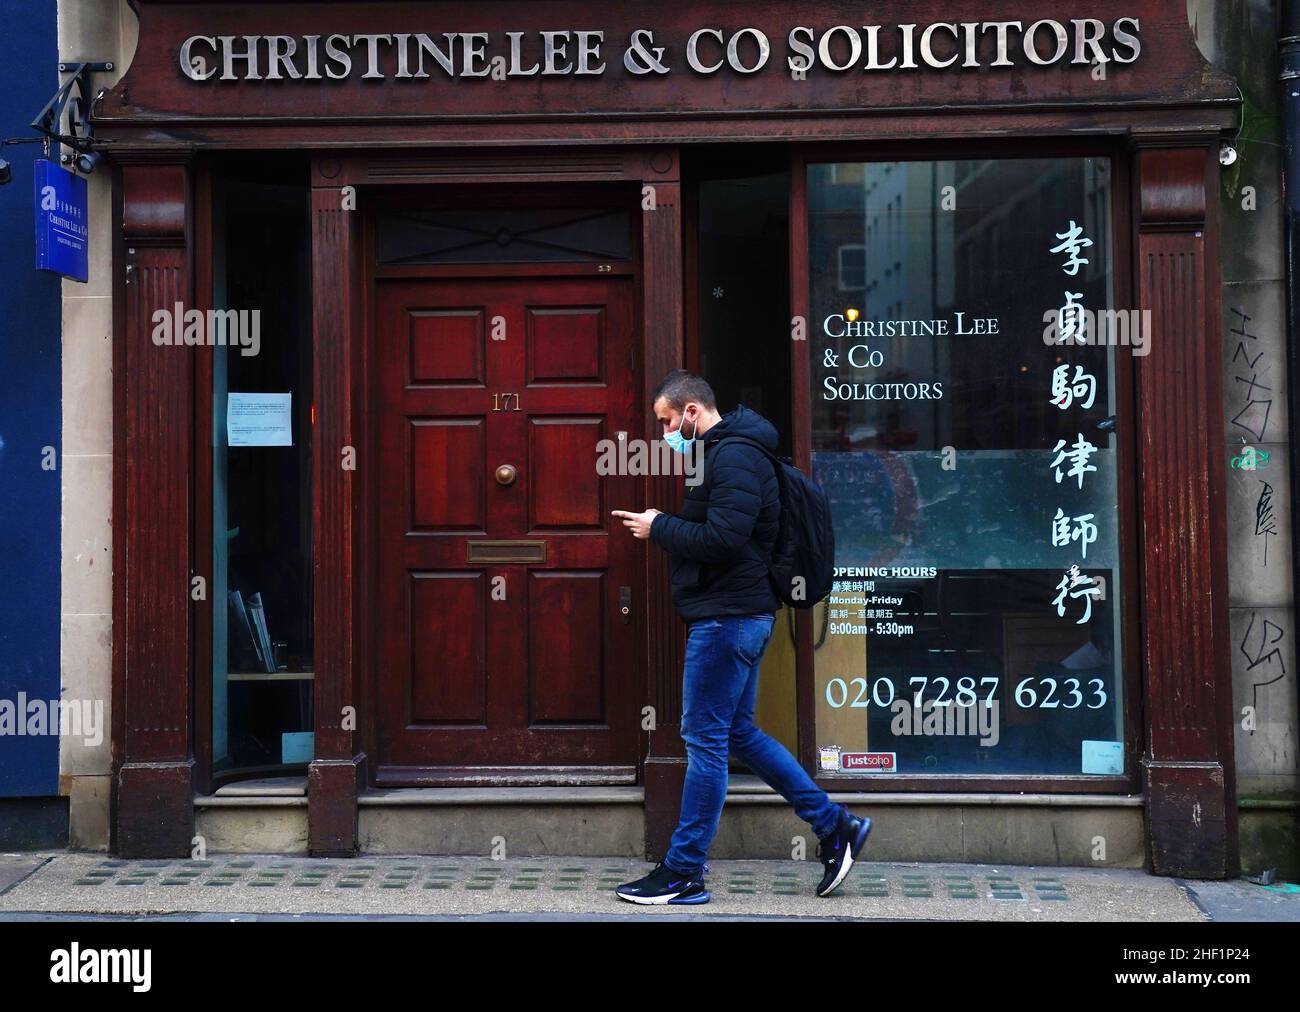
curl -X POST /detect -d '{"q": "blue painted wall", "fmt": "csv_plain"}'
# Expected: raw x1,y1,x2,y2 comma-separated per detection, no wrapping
0,0,62,796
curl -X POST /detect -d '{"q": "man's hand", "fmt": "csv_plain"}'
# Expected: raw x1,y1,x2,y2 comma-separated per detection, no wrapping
611,508,662,539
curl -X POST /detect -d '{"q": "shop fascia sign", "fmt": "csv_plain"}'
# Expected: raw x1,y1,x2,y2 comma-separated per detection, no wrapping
177,18,1142,82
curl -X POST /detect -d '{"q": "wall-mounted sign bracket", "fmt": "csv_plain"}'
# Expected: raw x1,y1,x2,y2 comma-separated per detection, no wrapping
30,61,114,159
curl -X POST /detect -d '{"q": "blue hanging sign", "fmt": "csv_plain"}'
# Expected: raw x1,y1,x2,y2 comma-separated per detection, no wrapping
34,158,88,283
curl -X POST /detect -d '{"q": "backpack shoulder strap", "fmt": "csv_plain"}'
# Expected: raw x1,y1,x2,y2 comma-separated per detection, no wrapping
712,435,781,568
712,434,780,465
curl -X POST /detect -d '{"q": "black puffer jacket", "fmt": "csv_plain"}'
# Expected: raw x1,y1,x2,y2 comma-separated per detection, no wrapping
649,404,782,621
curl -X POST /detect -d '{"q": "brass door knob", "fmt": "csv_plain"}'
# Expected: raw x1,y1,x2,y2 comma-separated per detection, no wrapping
495,464,517,486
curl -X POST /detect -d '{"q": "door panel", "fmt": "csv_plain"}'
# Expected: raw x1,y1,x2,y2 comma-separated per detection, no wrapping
530,417,604,529
408,571,486,724
375,275,642,773
528,570,605,723
409,309,486,385
410,419,485,530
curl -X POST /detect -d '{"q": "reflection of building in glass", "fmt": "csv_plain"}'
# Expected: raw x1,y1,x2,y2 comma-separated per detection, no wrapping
860,160,953,327
810,158,1113,454
808,157,1123,777
860,161,954,449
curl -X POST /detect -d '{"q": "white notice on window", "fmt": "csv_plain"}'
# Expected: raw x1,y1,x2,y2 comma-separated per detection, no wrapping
1081,739,1123,775
228,392,293,447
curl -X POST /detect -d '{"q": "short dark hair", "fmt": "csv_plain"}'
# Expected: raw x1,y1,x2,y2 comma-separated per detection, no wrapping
651,369,717,412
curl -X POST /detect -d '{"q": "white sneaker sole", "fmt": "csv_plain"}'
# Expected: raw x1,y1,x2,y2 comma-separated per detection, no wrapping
818,850,855,896
819,819,872,896
615,888,706,905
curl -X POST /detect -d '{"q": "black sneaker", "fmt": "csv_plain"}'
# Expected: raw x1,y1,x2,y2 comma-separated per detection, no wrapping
815,809,873,897
615,860,711,905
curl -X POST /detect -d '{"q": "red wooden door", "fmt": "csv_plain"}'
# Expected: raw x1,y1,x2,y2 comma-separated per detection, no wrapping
374,275,643,781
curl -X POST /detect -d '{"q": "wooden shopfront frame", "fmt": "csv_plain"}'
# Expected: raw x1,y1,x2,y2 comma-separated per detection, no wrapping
187,146,688,811
102,0,1240,876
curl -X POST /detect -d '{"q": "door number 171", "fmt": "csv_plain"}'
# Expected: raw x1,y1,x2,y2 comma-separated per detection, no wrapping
492,392,521,412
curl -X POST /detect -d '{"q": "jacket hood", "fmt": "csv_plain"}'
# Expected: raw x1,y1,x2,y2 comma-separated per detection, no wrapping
700,403,779,451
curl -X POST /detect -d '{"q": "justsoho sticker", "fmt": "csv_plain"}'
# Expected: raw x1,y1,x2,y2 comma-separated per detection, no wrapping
840,752,898,773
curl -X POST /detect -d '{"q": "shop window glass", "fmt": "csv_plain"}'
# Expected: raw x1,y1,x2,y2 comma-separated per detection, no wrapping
807,157,1125,777
693,164,795,758
212,175,314,777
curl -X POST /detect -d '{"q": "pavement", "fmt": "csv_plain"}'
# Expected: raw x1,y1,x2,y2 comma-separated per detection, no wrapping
1,850,1298,920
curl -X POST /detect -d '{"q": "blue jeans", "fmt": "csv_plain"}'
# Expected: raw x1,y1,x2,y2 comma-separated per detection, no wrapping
664,612,843,876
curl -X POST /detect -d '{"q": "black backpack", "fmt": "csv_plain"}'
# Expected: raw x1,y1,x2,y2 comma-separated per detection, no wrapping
713,435,836,609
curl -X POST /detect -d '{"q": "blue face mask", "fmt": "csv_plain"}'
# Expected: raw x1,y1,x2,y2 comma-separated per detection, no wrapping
664,410,698,454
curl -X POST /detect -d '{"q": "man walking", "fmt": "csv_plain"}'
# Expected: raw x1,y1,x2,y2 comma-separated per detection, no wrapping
610,369,871,905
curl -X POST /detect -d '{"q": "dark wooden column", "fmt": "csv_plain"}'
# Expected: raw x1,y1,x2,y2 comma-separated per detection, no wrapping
1133,141,1239,878
307,170,367,855
638,150,688,861
113,158,196,856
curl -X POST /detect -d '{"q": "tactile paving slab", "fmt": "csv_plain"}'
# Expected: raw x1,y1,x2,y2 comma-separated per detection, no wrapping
64,858,1080,899
0,855,1206,921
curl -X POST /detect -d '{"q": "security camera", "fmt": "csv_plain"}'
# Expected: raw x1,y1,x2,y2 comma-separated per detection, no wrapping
75,150,103,174
0,158,10,185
